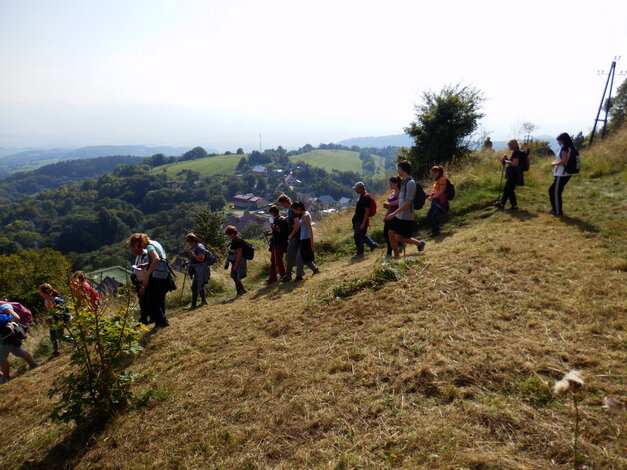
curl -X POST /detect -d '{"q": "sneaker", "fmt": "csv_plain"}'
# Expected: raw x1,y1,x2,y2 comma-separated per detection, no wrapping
312,268,320,275
548,210,557,216
0,377,8,385
507,205,518,211
187,304,197,311
352,253,364,259
384,253,392,259
369,243,378,252
294,276,304,282
266,278,278,284
51,351,60,357
429,231,440,237
493,202,504,209
417,240,426,252
280,275,292,282
199,301,208,306
29,363,41,370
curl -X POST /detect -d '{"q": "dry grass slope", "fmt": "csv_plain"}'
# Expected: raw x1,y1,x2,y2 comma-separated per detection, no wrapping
1,129,626,470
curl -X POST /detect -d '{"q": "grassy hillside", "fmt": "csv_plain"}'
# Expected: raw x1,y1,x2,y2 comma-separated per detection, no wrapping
2,129,626,469
150,153,247,178
289,149,388,175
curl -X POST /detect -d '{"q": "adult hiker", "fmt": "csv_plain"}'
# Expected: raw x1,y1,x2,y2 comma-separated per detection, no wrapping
383,176,401,259
426,166,450,236
278,194,304,283
70,271,100,309
224,226,248,296
0,303,39,384
128,233,171,330
130,247,150,324
185,233,209,309
549,132,576,216
39,283,71,357
351,181,378,258
266,205,289,283
384,160,426,258
290,202,319,281
494,139,525,211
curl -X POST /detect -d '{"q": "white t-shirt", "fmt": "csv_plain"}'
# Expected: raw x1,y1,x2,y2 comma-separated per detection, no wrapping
554,145,570,177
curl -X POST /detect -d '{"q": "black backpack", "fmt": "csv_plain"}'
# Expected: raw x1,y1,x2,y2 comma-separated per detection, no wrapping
204,248,216,267
565,148,581,174
0,321,27,347
444,178,455,201
518,150,530,172
240,238,255,260
403,179,426,211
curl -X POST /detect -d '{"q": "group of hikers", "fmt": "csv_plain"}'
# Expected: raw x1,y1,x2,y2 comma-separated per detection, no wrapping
0,132,581,384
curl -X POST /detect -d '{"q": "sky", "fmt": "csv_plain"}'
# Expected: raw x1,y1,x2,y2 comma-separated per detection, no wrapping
1,0,626,151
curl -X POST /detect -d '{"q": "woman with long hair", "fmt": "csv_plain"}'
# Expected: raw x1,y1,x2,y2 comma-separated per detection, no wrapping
549,132,574,216
426,166,449,236
494,139,525,211
290,202,319,281
383,176,401,258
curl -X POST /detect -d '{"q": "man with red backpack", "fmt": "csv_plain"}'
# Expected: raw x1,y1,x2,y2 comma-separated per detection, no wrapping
351,181,378,258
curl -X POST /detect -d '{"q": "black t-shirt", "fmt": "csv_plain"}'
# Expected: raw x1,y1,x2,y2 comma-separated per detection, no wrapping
353,193,372,223
271,216,290,248
229,237,245,253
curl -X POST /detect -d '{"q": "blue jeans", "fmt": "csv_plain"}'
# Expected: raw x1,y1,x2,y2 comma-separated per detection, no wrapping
353,222,376,255
427,200,447,233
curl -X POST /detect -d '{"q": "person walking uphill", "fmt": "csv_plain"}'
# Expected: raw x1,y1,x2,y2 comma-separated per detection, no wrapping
383,176,401,258
352,182,378,258
39,283,71,357
278,194,304,283
266,205,288,283
385,160,426,258
128,233,171,330
290,202,319,281
0,303,39,384
224,226,247,296
494,139,525,211
185,233,209,309
426,166,449,236
549,132,577,216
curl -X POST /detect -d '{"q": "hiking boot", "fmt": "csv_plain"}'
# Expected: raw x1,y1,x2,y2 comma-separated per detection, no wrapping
51,351,60,357
369,243,378,252
384,253,392,259
418,240,426,252
507,205,518,211
429,231,440,237
280,275,292,282
294,276,304,282
29,363,41,370
312,268,320,275
236,289,247,296
266,278,278,284
352,253,364,259
548,210,557,216
493,202,504,209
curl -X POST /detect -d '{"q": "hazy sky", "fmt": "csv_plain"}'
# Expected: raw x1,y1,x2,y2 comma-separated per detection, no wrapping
1,0,626,150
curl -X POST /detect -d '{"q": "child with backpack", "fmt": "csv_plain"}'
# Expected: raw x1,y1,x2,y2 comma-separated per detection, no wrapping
427,165,452,236
224,226,249,296
0,303,39,384
185,232,210,309
39,283,72,357
494,139,528,211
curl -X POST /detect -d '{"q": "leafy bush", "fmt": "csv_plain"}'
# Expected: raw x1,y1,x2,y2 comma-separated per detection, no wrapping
48,289,144,424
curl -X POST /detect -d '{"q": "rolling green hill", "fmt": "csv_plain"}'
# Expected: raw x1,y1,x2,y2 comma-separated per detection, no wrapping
289,149,389,175
150,153,247,178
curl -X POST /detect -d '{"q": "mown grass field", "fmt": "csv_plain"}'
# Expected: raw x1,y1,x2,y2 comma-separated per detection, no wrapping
1,129,626,470
289,149,388,176
150,153,246,178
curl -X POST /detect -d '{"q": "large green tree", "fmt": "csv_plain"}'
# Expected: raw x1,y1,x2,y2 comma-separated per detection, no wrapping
608,79,627,133
403,84,485,177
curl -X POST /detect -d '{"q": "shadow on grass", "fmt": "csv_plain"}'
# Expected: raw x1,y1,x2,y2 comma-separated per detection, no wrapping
21,414,111,470
560,215,600,233
508,209,539,221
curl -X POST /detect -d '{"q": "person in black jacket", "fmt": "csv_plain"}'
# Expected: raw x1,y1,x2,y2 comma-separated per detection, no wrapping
265,205,289,283
495,139,525,211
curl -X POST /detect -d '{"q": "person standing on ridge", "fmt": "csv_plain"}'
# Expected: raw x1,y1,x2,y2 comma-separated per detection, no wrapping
494,139,525,211
351,181,377,258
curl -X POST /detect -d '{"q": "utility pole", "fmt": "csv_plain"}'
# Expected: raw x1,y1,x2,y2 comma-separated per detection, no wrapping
259,133,262,151
590,57,626,145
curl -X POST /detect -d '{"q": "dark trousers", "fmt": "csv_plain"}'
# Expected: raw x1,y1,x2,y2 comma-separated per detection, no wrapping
145,278,169,327
427,200,447,233
548,176,570,215
383,220,393,255
269,245,286,280
190,274,206,306
353,222,376,255
500,175,518,207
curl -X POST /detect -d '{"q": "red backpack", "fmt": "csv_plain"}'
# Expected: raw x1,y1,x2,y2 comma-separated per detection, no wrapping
0,301,33,325
365,193,378,217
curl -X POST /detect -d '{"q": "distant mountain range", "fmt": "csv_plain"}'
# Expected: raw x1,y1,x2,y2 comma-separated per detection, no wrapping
0,145,198,174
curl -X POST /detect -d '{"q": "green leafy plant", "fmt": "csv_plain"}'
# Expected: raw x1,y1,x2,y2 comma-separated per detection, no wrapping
48,287,145,424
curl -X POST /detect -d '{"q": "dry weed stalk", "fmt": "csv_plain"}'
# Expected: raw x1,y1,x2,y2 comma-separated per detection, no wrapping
553,370,585,470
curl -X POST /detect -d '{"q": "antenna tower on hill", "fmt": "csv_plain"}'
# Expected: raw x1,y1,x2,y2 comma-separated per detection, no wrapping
590,56,627,145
